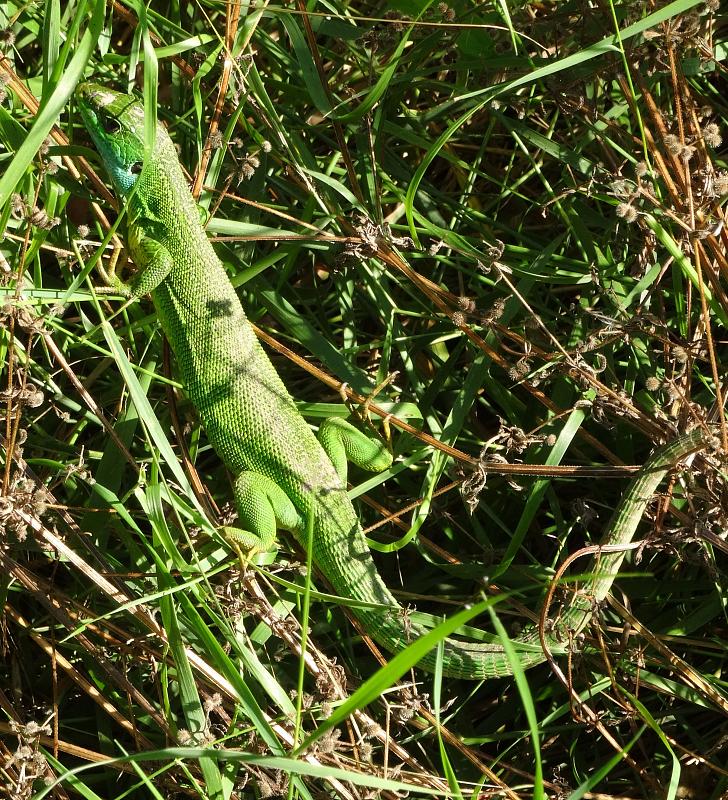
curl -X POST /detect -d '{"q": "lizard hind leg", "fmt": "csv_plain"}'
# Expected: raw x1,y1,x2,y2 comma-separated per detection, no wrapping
317,417,392,484
223,471,302,567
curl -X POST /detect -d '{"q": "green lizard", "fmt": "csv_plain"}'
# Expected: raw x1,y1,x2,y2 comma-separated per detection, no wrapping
76,82,712,679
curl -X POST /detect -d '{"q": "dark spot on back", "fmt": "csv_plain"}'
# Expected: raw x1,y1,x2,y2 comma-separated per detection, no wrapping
207,299,234,317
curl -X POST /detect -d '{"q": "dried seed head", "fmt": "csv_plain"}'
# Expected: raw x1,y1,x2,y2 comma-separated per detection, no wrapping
235,152,261,183
237,161,255,182
362,720,381,738
703,122,722,148
714,172,728,196
485,239,505,261
203,692,223,713
177,729,193,745
26,388,44,408
616,202,638,223
11,194,25,218
438,2,455,21
664,133,681,155
32,486,50,515
359,742,374,761
27,207,60,229
481,297,506,326
645,376,661,391
673,345,688,363
316,729,341,754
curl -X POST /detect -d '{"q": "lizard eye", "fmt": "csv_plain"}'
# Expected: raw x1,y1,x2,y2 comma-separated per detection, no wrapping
100,114,121,134
130,162,143,175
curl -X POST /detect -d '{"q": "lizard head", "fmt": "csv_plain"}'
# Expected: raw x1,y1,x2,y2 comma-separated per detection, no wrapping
76,82,148,197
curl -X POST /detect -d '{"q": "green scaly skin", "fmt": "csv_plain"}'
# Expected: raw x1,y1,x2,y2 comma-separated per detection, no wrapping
76,82,712,679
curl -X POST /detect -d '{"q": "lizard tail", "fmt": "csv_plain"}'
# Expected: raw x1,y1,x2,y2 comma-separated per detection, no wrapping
315,427,712,679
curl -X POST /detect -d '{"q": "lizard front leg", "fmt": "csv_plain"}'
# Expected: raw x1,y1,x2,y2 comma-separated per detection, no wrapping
317,417,392,483
97,221,174,297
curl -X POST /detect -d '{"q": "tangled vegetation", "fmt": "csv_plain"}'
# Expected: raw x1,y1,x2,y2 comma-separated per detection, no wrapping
0,0,727,797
